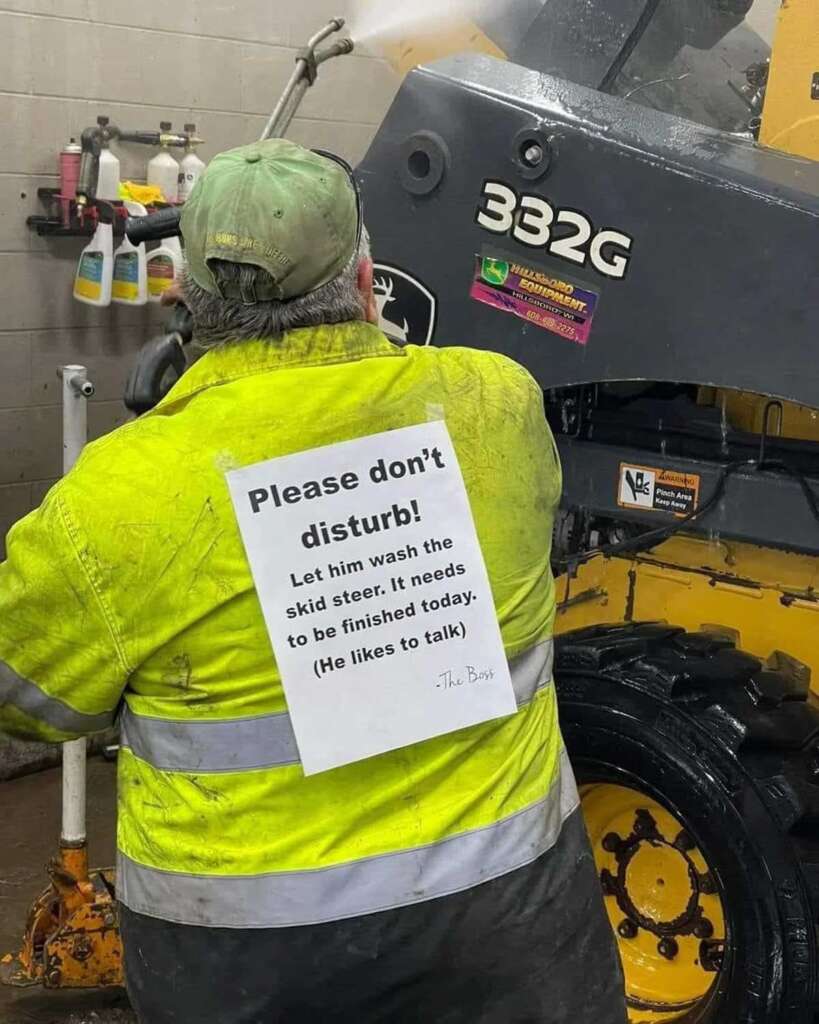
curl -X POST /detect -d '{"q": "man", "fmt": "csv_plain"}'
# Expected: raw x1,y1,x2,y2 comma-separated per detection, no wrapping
0,140,625,1023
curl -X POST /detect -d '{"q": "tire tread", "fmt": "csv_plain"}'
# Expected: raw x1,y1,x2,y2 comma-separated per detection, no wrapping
555,622,819,922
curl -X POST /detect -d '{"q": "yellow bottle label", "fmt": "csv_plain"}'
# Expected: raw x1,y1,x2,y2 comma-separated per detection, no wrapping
147,253,175,296
113,251,140,301
75,251,103,300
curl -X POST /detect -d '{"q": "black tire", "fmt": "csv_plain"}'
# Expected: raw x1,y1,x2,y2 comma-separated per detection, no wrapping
554,622,819,1023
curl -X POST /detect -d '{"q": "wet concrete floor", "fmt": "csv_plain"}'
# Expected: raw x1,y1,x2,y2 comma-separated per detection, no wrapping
0,759,136,1024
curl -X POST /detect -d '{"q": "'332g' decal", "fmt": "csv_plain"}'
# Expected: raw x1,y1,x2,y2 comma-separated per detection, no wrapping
475,180,634,280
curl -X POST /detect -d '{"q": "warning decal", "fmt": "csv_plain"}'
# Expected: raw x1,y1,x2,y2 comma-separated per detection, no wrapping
470,254,600,346
617,464,700,518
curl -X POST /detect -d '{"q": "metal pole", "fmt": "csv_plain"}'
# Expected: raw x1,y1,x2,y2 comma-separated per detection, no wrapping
60,365,94,847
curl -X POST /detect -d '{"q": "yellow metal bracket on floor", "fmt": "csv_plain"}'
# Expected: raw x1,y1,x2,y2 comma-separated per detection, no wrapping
0,844,122,989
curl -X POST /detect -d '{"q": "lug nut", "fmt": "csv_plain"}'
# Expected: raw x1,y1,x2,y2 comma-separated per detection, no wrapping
600,869,617,896
699,872,718,896
694,918,714,939
602,832,623,853
675,830,695,852
700,939,724,972
634,809,658,838
618,919,638,939
658,937,679,960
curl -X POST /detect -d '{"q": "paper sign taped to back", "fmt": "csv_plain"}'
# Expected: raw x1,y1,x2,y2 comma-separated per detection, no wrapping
227,421,517,775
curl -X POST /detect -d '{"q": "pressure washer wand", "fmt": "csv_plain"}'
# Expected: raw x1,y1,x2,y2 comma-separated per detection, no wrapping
122,20,353,416
260,17,354,141
125,17,354,249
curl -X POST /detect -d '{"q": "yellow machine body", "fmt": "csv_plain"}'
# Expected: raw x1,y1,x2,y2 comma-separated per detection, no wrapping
379,22,504,78
555,535,819,696
759,0,819,161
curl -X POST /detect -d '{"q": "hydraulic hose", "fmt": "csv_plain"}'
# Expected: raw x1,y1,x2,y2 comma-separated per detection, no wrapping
598,0,663,93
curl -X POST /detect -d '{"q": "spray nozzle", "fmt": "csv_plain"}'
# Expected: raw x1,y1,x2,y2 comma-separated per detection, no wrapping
319,37,354,60
260,18,354,140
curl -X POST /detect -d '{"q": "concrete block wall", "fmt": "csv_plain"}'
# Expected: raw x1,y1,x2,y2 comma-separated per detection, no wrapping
0,2,398,777
0,1,398,550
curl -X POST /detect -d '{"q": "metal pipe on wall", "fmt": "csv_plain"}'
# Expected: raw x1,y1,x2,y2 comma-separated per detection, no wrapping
59,365,94,847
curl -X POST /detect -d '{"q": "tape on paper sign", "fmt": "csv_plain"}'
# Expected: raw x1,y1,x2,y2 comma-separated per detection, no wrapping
470,254,600,346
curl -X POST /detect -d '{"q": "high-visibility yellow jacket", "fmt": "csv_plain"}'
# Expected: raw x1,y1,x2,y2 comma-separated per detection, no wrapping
0,321,576,928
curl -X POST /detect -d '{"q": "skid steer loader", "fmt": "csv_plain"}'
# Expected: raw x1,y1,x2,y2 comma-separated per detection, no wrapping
6,2,818,1021
359,1,819,1020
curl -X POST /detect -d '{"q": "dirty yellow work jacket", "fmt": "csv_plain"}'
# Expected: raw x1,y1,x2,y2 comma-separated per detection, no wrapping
0,321,576,928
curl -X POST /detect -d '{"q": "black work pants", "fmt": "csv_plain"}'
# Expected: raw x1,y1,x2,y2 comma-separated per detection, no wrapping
120,809,626,1024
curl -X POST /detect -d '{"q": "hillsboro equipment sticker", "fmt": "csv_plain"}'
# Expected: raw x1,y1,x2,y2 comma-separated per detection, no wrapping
470,255,600,346
618,464,701,518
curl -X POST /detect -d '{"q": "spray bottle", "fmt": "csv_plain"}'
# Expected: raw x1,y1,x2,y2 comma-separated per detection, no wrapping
147,122,180,203
112,201,148,306
178,123,206,201
146,234,184,303
95,116,121,202
59,137,82,226
73,207,114,307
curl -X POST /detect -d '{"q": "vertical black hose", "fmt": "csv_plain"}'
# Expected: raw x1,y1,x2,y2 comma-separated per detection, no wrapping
598,0,664,93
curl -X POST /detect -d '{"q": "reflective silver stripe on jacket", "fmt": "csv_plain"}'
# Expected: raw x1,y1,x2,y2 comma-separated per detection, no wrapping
117,745,579,929
0,658,115,734
121,706,300,773
120,639,554,774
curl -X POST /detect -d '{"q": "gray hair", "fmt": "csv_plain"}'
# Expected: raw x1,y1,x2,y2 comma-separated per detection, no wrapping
182,233,371,347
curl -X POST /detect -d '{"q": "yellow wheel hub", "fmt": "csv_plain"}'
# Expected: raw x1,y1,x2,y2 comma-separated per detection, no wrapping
581,784,727,1023
625,843,694,926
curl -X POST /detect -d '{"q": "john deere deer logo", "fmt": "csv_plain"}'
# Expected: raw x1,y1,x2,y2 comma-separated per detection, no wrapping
482,258,510,286
372,265,438,347
374,275,410,343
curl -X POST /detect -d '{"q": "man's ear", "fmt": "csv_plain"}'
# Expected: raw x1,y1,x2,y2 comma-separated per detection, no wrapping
357,258,378,325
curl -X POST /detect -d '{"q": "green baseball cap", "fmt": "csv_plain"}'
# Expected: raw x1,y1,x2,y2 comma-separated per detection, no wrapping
180,139,360,302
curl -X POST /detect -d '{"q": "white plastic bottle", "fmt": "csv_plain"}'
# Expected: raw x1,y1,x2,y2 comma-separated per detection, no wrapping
74,216,114,307
178,123,206,201
95,116,120,201
112,201,148,306
146,235,184,303
147,121,180,203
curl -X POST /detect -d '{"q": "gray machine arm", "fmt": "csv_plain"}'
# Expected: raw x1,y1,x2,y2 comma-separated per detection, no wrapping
358,53,819,410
